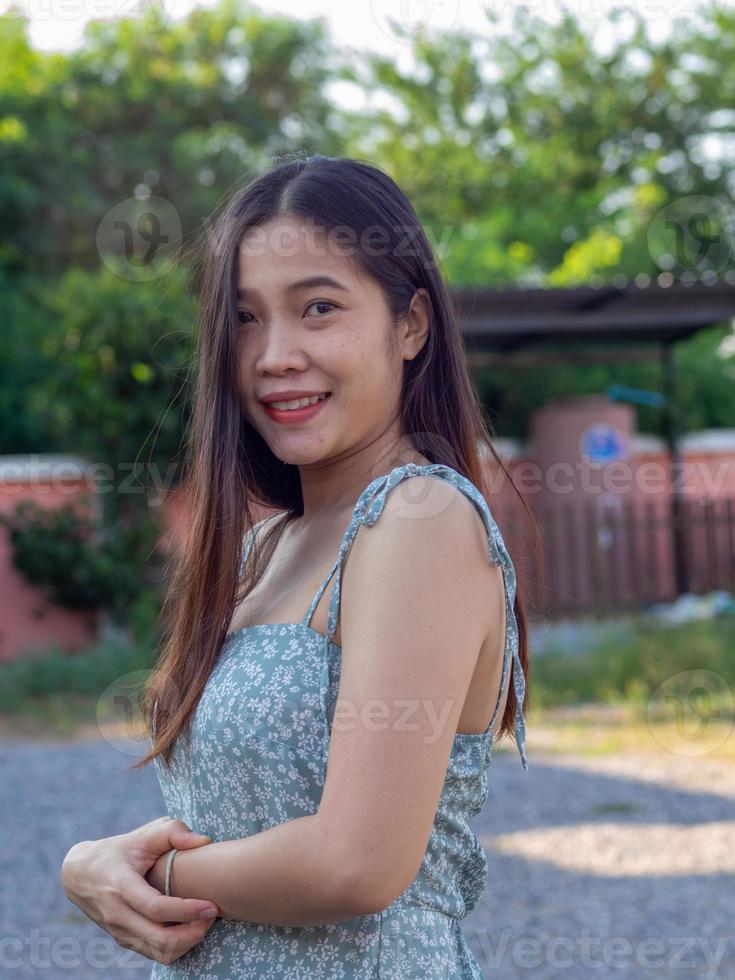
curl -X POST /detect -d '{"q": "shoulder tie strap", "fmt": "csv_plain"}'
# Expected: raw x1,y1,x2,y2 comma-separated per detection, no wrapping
303,462,528,771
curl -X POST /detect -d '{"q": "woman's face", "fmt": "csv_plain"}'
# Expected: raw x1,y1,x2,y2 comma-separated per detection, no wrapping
236,215,427,468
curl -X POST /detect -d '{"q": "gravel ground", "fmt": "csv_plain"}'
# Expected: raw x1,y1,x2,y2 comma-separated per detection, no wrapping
1,736,733,979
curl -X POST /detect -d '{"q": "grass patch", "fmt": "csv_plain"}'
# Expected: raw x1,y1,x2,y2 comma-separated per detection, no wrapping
519,614,735,760
0,636,156,726
521,704,735,762
531,613,735,710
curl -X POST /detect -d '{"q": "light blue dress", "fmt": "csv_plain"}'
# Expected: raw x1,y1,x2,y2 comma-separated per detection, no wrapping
151,462,528,979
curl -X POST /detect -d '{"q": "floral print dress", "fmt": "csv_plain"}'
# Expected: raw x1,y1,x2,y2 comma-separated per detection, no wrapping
150,462,528,979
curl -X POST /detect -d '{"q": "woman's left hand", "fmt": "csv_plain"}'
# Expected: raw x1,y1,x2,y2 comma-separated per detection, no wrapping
60,816,220,965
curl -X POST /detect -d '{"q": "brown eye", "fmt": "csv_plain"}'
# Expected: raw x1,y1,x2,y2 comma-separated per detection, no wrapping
305,301,337,317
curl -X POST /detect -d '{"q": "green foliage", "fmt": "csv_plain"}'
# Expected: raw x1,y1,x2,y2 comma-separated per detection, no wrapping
2,0,735,625
0,635,155,712
26,262,195,476
532,614,735,710
0,497,162,621
0,270,57,452
340,8,735,287
0,0,342,278
126,589,166,649
667,324,735,431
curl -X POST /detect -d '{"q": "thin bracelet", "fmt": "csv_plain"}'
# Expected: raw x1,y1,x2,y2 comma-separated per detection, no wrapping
164,848,179,897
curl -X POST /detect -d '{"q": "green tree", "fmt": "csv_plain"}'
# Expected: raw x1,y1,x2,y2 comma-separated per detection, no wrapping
0,0,343,278
26,262,196,507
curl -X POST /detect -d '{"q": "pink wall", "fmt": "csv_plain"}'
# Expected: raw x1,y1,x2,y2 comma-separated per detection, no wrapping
490,396,735,614
155,415,735,623
5,413,732,662
0,456,99,662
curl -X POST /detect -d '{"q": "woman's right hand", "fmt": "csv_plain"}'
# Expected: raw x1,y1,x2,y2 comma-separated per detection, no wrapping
60,817,221,966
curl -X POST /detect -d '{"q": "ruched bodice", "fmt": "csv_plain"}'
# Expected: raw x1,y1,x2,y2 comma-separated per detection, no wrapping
151,462,528,979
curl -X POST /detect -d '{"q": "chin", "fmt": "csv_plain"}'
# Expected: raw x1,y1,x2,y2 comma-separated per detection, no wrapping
268,444,330,467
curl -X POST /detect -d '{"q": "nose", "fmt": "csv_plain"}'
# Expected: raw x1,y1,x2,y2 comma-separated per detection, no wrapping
253,322,309,377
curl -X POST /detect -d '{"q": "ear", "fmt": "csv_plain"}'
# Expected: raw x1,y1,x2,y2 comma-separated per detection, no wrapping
400,288,431,361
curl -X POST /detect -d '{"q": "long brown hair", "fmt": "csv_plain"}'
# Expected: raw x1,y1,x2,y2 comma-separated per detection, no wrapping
132,154,542,772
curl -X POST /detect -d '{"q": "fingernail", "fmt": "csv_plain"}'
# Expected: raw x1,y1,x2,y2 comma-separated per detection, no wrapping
198,908,218,919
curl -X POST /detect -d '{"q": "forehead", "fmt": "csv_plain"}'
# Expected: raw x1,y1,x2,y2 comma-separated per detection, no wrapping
237,216,365,295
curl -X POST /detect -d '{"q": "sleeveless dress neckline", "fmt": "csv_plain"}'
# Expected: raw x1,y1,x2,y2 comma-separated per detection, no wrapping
150,460,529,980
223,622,499,747
231,460,528,761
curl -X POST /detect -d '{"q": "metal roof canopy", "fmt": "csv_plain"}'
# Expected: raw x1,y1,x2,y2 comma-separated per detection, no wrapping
453,281,735,364
451,279,735,600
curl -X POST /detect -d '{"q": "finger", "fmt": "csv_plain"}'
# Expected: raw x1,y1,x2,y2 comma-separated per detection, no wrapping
133,817,209,855
168,819,208,841
169,826,212,848
122,871,219,923
114,909,214,965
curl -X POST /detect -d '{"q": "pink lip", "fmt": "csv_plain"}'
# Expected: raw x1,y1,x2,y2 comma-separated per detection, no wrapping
261,392,332,424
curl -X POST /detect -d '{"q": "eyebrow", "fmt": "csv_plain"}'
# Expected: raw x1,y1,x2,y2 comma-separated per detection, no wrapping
236,275,350,299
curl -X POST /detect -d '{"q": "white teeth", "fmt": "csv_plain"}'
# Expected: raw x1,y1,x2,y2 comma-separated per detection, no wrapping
269,393,329,411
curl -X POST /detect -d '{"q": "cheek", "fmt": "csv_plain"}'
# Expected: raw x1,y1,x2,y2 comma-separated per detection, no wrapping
236,338,257,379
341,325,392,377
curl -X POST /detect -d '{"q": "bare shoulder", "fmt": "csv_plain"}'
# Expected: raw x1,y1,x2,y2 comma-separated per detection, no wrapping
354,472,496,561
341,473,503,637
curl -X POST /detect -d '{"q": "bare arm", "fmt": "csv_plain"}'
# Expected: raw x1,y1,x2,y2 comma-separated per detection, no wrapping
147,813,366,926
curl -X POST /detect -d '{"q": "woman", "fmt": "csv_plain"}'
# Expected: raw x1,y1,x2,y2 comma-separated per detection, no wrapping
61,155,534,978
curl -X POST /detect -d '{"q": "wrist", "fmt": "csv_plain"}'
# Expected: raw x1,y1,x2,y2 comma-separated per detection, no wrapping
164,847,179,897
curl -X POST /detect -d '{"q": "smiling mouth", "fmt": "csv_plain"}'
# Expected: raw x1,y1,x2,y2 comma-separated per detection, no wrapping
265,392,331,411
